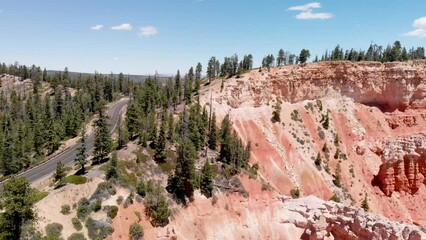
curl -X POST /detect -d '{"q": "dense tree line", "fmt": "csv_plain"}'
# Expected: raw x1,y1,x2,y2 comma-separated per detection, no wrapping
316,41,425,63
206,54,254,80
0,62,130,176
201,41,426,75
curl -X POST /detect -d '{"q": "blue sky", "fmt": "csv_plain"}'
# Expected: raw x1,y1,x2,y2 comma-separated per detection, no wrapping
0,0,425,75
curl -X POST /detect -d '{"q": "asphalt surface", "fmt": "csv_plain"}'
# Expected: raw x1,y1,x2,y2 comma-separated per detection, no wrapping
0,98,129,188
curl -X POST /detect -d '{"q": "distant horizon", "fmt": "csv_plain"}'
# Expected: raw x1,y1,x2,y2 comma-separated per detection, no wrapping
1,0,426,75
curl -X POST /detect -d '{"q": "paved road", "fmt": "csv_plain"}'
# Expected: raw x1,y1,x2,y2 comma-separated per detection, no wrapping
0,98,129,188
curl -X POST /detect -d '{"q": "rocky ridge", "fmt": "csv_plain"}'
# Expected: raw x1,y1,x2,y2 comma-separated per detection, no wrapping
279,195,426,240
215,61,426,111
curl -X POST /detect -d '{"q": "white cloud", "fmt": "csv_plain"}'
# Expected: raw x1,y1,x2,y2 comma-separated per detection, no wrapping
111,23,133,31
404,17,426,38
90,24,104,30
139,26,158,37
404,28,426,38
413,17,426,29
288,2,321,12
296,10,333,20
288,2,333,20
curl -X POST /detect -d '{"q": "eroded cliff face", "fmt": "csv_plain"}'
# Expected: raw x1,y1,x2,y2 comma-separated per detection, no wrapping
272,61,426,112
212,60,426,111
199,60,426,226
374,135,426,196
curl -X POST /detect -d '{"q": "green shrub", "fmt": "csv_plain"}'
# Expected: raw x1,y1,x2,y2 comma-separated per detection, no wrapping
116,196,124,205
134,211,142,222
321,112,330,129
91,182,116,200
68,232,86,240
261,182,272,191
34,190,48,202
329,194,341,203
315,153,322,167
107,206,119,219
118,171,138,187
136,181,146,197
333,163,342,188
20,222,43,240
210,163,219,179
85,217,114,240
361,194,369,212
45,223,63,239
321,143,329,153
249,163,259,177
77,197,92,220
135,151,148,164
324,164,331,174
61,204,71,215
158,161,174,173
290,188,300,199
124,193,134,208
129,223,144,240
334,133,340,147
290,110,302,122
318,127,325,140
72,217,82,231
66,175,87,185
91,199,102,212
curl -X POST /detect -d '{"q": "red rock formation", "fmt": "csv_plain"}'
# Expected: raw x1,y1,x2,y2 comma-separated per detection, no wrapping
198,61,426,225
279,195,426,240
375,135,426,196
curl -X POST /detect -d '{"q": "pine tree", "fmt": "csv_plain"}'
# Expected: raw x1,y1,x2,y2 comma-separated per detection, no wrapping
0,177,37,239
174,70,182,104
125,102,142,139
167,138,197,203
361,194,369,212
277,49,286,66
54,161,66,187
334,133,340,147
154,122,167,163
167,112,174,142
147,111,157,143
93,111,112,164
117,119,129,149
188,121,202,151
219,115,232,164
106,151,118,180
150,192,170,226
242,141,251,168
333,163,342,187
194,62,202,92
208,112,218,150
272,98,281,122
145,182,170,226
200,160,214,198
315,153,322,166
75,131,87,173
183,76,191,104
299,49,311,64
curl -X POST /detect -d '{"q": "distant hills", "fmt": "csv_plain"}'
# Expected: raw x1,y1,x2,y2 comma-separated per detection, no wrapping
47,70,171,83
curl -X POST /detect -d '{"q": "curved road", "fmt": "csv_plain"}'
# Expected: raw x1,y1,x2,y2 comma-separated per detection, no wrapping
0,98,129,188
